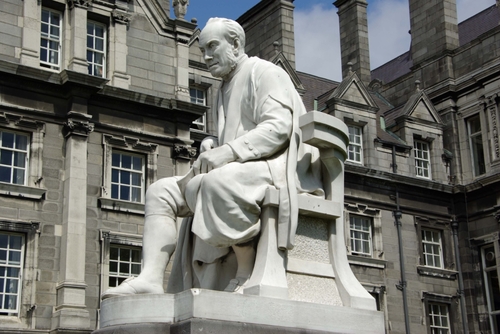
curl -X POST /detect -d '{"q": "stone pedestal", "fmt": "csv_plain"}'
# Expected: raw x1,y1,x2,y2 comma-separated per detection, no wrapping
94,289,385,334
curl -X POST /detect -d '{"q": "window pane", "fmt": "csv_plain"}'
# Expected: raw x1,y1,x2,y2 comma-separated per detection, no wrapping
122,155,131,169
0,235,7,248
111,184,119,199
120,185,130,200
0,150,12,165
1,132,14,148
112,153,120,167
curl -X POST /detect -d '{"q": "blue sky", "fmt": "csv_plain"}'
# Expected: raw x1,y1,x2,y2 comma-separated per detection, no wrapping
181,0,495,81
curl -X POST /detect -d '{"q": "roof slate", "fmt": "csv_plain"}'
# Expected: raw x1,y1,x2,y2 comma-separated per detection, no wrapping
371,4,500,85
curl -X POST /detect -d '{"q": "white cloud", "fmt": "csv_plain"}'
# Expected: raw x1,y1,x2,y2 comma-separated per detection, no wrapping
294,5,341,81
294,0,495,81
367,0,411,70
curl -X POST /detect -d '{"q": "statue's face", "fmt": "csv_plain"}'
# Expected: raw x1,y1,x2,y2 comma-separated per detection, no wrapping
199,23,238,78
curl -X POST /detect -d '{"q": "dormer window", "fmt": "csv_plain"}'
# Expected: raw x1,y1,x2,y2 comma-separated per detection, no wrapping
414,140,431,179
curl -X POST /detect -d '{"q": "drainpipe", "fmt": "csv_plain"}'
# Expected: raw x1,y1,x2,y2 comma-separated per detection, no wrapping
392,145,410,333
451,215,469,333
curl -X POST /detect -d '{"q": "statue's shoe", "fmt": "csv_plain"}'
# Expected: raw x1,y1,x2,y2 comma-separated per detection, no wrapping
224,277,248,294
101,277,164,299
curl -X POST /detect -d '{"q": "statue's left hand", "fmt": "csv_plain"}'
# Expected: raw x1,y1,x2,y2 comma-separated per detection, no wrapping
193,144,236,174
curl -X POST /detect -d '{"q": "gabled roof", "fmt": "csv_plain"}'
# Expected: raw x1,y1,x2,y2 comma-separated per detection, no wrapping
328,70,378,110
271,52,305,95
371,4,500,84
297,72,339,111
384,86,443,128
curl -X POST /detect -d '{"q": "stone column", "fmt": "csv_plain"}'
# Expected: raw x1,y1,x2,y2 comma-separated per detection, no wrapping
67,0,90,73
20,0,40,67
109,9,131,88
174,22,192,103
408,0,459,65
334,0,371,85
52,111,93,330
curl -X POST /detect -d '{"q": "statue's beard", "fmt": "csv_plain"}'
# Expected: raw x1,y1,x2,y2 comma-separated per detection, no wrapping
218,49,238,78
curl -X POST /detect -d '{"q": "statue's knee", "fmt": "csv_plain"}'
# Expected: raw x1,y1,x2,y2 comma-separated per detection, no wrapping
145,178,178,203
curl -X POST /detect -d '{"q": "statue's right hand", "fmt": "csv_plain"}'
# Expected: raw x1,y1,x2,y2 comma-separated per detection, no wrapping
200,137,218,153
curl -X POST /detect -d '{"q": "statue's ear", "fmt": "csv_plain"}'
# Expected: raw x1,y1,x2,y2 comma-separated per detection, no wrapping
232,38,240,55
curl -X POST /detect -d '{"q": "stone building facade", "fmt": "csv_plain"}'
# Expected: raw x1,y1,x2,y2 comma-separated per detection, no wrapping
0,0,498,333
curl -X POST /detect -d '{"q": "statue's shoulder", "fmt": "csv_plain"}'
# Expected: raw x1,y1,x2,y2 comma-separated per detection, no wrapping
247,56,288,78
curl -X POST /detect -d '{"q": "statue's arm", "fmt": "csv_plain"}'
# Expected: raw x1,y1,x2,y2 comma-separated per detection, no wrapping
227,97,292,162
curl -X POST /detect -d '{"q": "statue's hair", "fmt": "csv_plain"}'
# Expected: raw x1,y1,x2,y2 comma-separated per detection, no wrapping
206,17,246,51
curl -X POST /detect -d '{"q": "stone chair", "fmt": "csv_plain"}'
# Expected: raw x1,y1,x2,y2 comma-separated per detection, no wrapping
243,111,376,311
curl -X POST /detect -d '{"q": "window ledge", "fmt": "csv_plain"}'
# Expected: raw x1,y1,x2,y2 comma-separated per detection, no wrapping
348,255,387,269
417,265,458,280
99,198,145,215
0,183,46,200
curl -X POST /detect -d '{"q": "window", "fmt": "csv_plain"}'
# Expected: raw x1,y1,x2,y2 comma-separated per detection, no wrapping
467,115,486,176
422,228,443,269
87,21,106,77
0,130,29,186
101,135,158,214
100,230,143,294
0,232,24,316
414,140,431,178
347,125,363,163
349,215,372,256
111,151,144,203
428,302,450,334
108,245,142,287
40,8,62,70
481,243,500,332
190,88,206,132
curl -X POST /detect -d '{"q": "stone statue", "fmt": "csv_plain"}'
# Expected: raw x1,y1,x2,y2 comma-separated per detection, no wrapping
101,17,323,298
173,0,188,20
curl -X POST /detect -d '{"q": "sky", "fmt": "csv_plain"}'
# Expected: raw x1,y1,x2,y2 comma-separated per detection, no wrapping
182,0,496,81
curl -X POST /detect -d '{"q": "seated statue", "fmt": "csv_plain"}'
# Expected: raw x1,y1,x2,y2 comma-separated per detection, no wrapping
102,17,323,298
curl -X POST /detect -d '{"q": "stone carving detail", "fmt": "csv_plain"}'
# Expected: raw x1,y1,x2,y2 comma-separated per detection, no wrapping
67,0,91,9
64,117,94,137
173,144,197,160
173,0,189,19
487,96,500,160
112,9,131,24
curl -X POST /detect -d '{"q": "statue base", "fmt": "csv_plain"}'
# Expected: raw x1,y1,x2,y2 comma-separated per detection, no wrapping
94,289,385,334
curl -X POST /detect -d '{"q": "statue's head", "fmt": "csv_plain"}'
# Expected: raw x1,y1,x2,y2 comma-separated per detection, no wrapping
199,18,246,79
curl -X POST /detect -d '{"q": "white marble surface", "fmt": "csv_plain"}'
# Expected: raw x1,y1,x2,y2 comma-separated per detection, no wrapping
100,289,385,333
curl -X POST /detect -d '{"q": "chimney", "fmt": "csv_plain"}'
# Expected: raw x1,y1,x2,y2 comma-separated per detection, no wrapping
409,0,459,65
334,0,372,85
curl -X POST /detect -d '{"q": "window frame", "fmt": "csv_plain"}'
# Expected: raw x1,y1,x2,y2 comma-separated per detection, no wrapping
415,217,456,279
99,230,142,295
189,87,207,133
101,135,158,215
110,150,145,204
467,114,486,177
414,139,431,179
347,125,363,164
0,113,45,200
480,241,500,333
40,7,62,71
349,214,372,257
87,20,107,78
0,130,30,186
422,292,456,334
427,302,451,334
421,228,444,269
0,220,39,324
345,204,385,268
0,232,25,316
